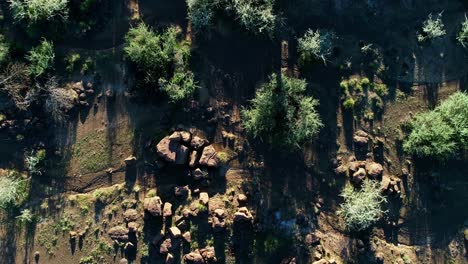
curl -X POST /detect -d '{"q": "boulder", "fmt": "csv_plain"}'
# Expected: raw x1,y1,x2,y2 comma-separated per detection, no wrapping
69,231,77,240
212,216,226,232
143,196,163,217
348,161,365,173
175,186,190,197
199,192,209,205
156,136,189,165
214,208,226,218
200,247,217,262
366,161,383,178
166,253,175,264
108,226,129,241
160,238,172,255
169,226,181,238
189,151,198,167
380,175,391,192
163,203,173,217
191,136,209,150
182,231,191,243
352,168,366,184
199,145,219,167
124,155,137,166
237,194,248,203
184,251,205,264
234,207,253,223
123,209,139,222
120,258,128,264
353,130,369,146
127,222,139,233
304,232,321,246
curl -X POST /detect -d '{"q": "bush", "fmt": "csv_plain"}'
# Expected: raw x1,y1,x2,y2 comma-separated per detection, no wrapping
457,15,468,47
26,149,46,175
8,0,68,23
338,179,386,231
17,208,34,223
232,0,277,35
187,0,220,32
404,92,468,160
124,23,196,101
298,29,334,64
0,35,10,65
343,97,355,110
373,83,388,97
241,73,323,148
0,171,28,209
417,12,446,42
26,39,55,77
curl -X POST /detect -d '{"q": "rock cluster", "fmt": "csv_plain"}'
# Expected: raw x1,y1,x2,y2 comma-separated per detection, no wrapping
71,81,96,107
184,247,217,264
143,196,163,217
156,131,220,169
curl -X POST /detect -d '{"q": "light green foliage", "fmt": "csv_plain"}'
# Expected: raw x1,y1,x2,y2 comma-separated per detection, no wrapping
338,179,386,231
26,149,46,175
65,53,81,73
0,35,10,65
298,29,334,63
241,73,323,148
0,171,28,209
373,83,388,97
8,0,68,23
26,39,55,77
124,23,196,101
404,92,468,159
232,0,276,35
16,208,34,223
457,15,468,47
417,12,446,42
187,0,220,32
343,97,355,109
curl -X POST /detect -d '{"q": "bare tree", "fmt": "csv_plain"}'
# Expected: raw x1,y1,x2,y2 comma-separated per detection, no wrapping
42,77,75,123
0,63,32,110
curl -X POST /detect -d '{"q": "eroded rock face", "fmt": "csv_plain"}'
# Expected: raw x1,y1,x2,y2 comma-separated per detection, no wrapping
156,136,189,165
199,145,219,167
108,226,129,241
143,196,163,217
366,161,384,178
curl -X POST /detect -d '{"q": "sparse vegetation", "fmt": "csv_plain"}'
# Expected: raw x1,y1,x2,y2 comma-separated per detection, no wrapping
16,208,34,223
417,12,446,42
338,179,387,231
232,0,277,35
25,149,46,175
457,15,468,47
298,29,334,64
241,73,323,148
404,92,468,160
0,171,28,209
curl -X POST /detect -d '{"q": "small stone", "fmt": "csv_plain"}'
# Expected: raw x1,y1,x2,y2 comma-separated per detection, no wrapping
169,226,181,238
160,238,172,254
124,155,137,166
123,209,139,222
199,192,209,205
182,231,191,243
120,258,128,264
163,203,173,217
237,194,248,203
69,231,77,240
352,168,367,184
127,222,139,233
214,208,226,218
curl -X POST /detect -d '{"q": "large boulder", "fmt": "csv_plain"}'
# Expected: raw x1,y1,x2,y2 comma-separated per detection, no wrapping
143,196,163,217
366,161,384,178
199,145,219,167
234,207,253,223
108,226,129,241
352,168,366,184
123,209,139,222
156,136,189,165
353,130,369,146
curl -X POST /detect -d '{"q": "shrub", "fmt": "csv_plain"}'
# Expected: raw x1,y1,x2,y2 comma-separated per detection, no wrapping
17,208,34,223
26,39,55,77
26,149,46,175
417,12,446,42
298,29,334,64
343,97,355,110
124,23,196,101
232,0,277,35
338,179,386,231
241,73,323,148
187,0,220,32
0,171,28,209
373,83,388,97
457,15,468,47
404,92,468,159
8,0,68,23
0,35,10,65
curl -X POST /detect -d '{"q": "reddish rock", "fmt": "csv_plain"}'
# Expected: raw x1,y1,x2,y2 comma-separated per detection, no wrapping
366,161,384,178
143,196,163,217
156,136,189,165
199,145,219,167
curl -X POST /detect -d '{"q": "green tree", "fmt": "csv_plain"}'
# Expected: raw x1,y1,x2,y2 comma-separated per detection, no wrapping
403,92,468,160
298,29,334,64
232,0,276,35
26,39,55,77
338,179,387,231
187,0,220,32
8,0,68,23
0,171,29,209
417,12,446,42
457,15,468,47
242,73,323,148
